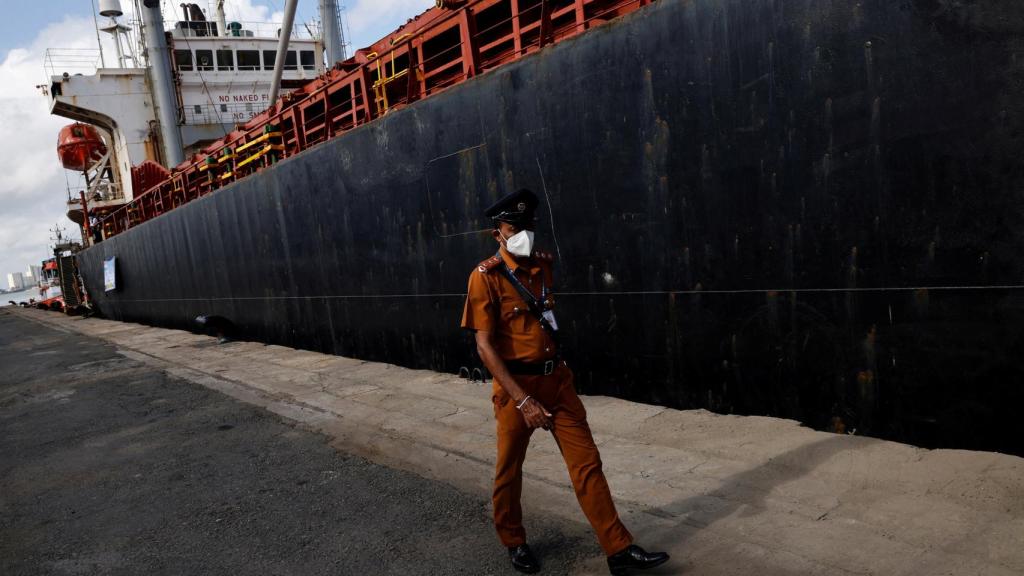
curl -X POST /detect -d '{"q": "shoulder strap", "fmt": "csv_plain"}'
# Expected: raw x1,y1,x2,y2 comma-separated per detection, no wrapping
499,263,559,343
477,255,502,274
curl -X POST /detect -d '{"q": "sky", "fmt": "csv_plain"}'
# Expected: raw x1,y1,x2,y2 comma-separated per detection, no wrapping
0,0,430,284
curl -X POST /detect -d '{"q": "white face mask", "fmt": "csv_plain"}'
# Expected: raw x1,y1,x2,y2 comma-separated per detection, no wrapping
501,229,535,257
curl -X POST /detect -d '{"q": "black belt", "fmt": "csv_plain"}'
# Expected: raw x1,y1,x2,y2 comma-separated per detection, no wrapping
505,357,561,376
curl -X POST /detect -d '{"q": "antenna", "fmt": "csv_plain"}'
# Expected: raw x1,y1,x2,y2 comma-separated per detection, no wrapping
91,0,108,67
337,2,350,61
50,224,68,246
95,0,138,68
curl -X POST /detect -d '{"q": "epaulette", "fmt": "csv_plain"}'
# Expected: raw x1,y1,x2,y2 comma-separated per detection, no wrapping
532,251,554,262
477,255,502,273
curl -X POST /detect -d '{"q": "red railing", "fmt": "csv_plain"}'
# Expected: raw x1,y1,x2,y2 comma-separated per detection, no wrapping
97,0,654,240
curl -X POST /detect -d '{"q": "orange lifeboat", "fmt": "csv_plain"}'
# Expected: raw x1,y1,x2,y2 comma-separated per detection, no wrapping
57,123,107,171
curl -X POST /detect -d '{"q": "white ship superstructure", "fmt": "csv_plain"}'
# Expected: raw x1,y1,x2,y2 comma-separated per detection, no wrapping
44,1,330,227
171,26,323,137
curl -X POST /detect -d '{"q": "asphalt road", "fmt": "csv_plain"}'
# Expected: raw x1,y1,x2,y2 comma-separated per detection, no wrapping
0,309,598,575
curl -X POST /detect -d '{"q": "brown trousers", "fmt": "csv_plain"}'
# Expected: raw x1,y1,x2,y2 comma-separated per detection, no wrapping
491,363,633,556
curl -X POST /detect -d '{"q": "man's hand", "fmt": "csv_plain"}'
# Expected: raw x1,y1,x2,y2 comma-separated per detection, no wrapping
519,397,553,430
475,330,553,429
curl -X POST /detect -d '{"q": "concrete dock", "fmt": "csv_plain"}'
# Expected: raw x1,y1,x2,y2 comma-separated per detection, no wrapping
3,306,1023,575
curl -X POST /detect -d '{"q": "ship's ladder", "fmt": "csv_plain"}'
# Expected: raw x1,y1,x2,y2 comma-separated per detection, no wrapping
172,177,185,208
369,41,422,114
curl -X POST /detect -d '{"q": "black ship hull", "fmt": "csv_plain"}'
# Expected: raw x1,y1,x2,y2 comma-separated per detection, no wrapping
80,0,1024,455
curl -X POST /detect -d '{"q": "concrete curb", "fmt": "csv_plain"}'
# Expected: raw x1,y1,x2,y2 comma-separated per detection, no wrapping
8,307,1023,576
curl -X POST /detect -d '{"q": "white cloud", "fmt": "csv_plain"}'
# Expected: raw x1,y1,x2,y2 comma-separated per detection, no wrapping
166,0,284,26
346,0,433,47
208,0,435,49
0,16,99,280
211,0,435,49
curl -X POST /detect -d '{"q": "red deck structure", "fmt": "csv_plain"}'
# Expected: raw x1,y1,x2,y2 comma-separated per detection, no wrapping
96,0,654,239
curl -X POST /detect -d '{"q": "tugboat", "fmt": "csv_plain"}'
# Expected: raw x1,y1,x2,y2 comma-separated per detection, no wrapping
32,258,66,313
25,226,88,315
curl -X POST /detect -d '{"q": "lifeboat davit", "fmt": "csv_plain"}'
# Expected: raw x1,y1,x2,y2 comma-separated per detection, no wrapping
57,123,107,172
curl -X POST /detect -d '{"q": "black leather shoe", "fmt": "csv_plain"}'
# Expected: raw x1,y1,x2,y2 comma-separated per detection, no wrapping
508,544,541,574
607,544,670,575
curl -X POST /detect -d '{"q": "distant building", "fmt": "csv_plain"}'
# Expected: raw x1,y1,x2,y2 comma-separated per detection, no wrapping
27,265,42,284
6,272,25,291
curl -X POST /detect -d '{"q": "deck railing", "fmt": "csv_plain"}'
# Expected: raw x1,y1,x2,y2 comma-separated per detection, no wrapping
44,48,104,78
96,0,654,241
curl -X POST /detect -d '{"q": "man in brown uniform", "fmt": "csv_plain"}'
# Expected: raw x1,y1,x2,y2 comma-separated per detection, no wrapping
461,189,669,575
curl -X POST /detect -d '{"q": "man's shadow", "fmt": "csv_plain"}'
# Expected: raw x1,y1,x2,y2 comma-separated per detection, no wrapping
625,434,860,573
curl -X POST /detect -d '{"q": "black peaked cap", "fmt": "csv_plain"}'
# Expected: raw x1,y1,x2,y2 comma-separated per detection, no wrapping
485,188,538,224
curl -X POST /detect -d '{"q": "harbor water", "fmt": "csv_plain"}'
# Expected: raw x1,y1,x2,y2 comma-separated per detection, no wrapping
3,287,45,306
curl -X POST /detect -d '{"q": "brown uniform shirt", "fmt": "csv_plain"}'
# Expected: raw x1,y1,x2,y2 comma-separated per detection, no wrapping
461,246,557,363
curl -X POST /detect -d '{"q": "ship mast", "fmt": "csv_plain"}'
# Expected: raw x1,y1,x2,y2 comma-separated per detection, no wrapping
320,0,346,65
139,0,185,167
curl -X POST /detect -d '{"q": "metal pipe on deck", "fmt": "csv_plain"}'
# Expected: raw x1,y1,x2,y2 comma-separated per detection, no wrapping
268,0,299,106
79,191,91,247
216,0,228,37
140,0,184,168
